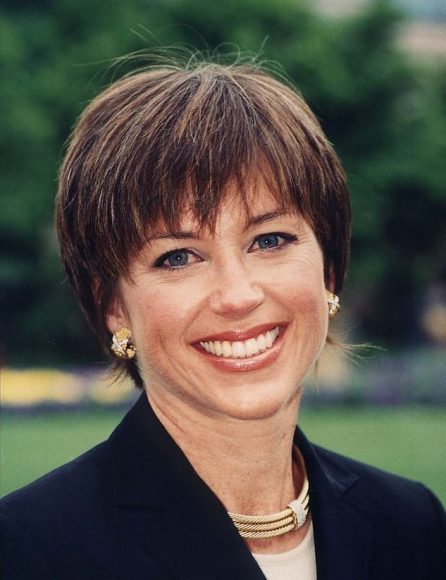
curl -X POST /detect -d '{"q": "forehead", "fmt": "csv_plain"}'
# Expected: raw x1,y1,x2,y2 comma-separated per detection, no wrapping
149,181,300,238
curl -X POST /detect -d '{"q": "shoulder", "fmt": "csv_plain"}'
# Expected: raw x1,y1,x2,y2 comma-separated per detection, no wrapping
300,438,446,577
1,441,110,517
313,443,446,528
1,441,112,543
1,441,114,579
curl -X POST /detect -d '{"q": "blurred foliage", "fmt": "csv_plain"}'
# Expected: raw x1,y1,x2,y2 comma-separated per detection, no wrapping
1,0,445,364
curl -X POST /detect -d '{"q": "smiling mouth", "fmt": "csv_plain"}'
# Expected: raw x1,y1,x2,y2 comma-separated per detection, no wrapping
199,326,280,359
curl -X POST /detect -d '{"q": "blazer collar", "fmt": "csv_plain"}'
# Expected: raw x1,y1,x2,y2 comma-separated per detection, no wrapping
109,394,371,579
109,394,263,578
294,430,372,580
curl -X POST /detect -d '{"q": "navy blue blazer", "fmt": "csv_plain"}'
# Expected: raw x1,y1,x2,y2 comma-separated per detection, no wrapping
1,394,445,579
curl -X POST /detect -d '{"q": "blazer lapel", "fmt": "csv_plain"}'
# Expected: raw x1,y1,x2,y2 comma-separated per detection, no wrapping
110,395,372,579
109,394,264,579
296,430,372,580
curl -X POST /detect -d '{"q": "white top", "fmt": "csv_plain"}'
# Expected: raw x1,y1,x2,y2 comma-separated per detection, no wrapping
252,523,317,580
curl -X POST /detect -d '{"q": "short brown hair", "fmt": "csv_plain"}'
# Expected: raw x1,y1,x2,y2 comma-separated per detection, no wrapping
56,61,351,387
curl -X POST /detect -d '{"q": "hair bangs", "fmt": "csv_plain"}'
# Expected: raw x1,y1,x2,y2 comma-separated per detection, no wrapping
122,67,320,253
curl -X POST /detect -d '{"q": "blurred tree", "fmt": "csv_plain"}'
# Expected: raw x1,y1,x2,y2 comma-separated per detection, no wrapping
1,0,445,364
1,0,169,364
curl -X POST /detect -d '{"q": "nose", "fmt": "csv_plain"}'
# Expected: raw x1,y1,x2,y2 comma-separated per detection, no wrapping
208,259,265,319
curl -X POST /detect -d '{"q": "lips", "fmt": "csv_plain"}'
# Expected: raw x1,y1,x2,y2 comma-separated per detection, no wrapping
192,323,286,373
197,322,285,343
200,326,279,359
194,323,285,360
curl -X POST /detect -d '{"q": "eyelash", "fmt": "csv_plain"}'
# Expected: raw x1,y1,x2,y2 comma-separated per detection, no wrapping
153,232,298,272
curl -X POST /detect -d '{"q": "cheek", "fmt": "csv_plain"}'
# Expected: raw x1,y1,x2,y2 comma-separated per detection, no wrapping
273,258,326,314
128,286,193,351
274,261,328,349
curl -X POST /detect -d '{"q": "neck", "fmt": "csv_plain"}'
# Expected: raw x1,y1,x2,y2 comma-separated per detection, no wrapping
145,389,303,516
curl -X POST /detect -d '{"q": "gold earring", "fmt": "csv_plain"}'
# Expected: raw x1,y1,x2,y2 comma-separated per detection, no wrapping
111,327,136,359
326,291,340,319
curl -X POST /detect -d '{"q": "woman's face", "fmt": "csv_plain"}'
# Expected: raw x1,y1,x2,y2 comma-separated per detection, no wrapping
107,185,329,421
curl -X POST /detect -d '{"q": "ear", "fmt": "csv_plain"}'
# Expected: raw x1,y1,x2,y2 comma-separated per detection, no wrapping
105,293,129,335
326,264,336,294
92,279,129,335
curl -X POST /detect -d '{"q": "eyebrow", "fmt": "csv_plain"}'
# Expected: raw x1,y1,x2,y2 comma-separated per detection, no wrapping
148,208,289,241
245,209,288,228
149,230,199,241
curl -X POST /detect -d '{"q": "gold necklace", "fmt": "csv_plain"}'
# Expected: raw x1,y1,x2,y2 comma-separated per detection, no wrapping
227,448,309,539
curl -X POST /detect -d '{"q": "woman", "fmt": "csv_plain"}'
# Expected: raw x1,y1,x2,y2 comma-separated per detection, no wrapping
1,61,445,580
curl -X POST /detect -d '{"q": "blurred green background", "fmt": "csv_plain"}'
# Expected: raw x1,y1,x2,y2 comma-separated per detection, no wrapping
1,0,445,499
2,406,446,503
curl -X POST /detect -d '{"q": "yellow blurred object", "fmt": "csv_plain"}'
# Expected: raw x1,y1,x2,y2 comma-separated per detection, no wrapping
89,372,134,404
0,368,134,407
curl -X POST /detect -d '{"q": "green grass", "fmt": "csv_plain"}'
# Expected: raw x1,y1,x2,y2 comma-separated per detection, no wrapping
299,407,446,504
1,407,445,504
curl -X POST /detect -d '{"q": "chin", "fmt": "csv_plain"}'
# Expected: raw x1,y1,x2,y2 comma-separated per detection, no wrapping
212,382,302,422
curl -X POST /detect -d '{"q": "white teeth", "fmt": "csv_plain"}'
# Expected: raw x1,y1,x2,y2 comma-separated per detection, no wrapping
222,341,232,357
200,327,280,359
257,333,267,351
245,338,260,357
265,331,273,348
232,342,246,358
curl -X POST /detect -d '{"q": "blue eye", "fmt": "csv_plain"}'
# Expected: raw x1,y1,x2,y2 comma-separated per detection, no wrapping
254,232,297,251
165,250,189,267
154,249,192,269
256,234,281,249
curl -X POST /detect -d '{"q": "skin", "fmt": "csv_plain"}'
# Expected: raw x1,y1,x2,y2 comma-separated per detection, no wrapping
107,184,331,553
